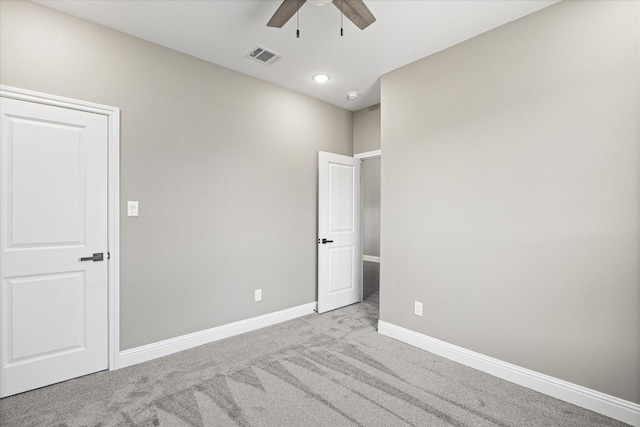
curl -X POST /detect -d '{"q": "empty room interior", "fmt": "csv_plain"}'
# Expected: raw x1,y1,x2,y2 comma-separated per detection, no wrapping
0,0,639,426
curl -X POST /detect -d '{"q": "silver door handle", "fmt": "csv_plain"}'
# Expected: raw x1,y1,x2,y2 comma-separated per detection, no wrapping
80,253,104,262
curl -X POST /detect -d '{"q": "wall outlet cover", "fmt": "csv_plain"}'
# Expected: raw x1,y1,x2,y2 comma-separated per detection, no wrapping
414,301,423,316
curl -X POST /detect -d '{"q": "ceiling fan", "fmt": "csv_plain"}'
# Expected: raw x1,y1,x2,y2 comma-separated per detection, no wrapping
267,0,376,31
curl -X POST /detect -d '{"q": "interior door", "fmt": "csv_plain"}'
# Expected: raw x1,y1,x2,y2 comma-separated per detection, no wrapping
317,151,361,313
0,97,108,397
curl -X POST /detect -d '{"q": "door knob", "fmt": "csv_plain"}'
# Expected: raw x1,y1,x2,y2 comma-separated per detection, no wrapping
80,253,104,262
321,238,334,244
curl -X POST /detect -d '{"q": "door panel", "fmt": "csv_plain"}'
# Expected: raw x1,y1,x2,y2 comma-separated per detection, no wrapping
8,272,85,362
328,246,355,293
9,118,86,246
0,97,108,397
329,163,355,232
318,152,361,313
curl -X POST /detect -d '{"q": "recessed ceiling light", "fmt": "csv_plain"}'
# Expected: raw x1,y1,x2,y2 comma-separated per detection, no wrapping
312,74,331,83
347,91,359,100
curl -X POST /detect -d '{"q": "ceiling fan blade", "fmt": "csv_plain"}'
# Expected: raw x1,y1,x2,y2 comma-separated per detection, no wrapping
332,0,376,30
267,0,307,28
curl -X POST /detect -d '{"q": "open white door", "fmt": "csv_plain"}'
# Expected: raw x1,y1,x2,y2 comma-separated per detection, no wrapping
0,97,109,397
318,151,361,313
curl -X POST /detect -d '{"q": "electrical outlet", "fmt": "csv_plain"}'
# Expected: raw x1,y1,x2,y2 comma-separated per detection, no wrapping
414,301,423,316
255,289,262,302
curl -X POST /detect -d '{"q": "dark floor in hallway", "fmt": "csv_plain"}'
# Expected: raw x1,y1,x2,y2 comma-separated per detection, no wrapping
363,260,379,305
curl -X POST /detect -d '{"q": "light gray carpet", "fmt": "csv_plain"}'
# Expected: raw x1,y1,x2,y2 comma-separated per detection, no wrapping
0,301,629,427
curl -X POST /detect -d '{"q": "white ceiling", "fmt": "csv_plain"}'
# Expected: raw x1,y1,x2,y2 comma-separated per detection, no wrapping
34,0,559,111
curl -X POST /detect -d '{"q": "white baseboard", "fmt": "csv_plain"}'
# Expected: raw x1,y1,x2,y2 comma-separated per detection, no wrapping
378,320,640,427
363,255,380,263
116,302,317,370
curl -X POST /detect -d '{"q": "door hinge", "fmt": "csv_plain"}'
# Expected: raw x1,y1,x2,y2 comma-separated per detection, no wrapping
107,252,111,260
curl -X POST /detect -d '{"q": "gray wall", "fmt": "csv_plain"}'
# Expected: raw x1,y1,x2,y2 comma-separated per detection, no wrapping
353,104,381,153
362,157,380,257
0,1,353,350
380,0,639,404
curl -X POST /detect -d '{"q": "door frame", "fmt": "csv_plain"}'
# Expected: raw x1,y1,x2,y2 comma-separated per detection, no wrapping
354,149,381,261
354,150,381,161
354,150,381,306
0,85,120,372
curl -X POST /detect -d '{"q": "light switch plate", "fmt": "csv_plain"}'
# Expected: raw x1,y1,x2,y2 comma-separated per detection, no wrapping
127,201,139,217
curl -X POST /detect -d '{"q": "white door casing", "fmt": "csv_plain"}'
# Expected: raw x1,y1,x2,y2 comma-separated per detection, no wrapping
318,151,362,314
0,87,120,398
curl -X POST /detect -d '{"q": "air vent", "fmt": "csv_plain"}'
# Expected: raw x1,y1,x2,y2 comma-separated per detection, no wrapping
245,46,283,67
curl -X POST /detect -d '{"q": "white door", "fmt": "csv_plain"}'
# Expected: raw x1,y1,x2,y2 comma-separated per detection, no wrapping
0,97,108,397
317,151,361,313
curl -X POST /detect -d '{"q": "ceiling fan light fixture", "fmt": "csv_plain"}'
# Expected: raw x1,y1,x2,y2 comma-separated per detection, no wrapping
268,0,376,31
313,74,331,83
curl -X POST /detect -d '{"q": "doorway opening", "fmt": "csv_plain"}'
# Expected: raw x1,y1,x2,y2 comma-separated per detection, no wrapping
357,151,381,307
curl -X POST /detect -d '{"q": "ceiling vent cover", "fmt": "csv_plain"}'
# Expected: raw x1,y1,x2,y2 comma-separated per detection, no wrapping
245,46,283,67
